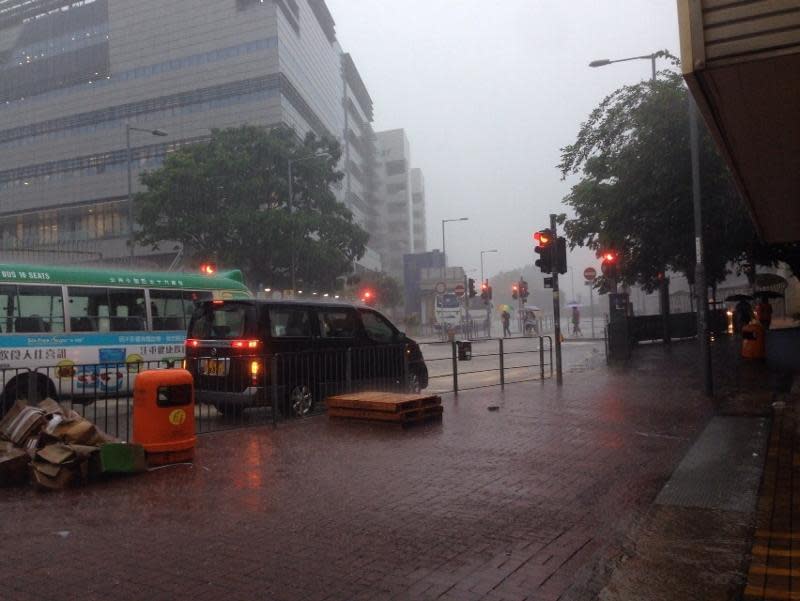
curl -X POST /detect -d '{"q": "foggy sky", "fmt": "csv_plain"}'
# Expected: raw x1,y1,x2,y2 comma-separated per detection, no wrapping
326,0,682,282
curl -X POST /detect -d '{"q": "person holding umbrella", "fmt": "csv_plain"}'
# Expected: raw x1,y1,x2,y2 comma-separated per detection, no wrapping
755,291,782,330
726,294,754,333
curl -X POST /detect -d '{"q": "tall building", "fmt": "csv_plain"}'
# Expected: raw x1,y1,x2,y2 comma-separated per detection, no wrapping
0,0,379,270
341,53,381,273
410,168,426,253
375,128,413,279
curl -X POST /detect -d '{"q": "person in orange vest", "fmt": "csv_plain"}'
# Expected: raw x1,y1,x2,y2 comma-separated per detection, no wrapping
755,297,773,329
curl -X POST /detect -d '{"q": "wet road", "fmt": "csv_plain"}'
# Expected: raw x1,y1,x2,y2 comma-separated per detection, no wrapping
1,341,742,601
65,338,607,440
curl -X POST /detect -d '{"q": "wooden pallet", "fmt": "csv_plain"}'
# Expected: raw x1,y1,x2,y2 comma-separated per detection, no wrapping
329,404,443,425
326,391,441,414
326,391,443,426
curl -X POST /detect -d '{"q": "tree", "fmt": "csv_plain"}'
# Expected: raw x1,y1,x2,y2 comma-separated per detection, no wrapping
558,68,756,292
135,125,369,290
357,272,403,309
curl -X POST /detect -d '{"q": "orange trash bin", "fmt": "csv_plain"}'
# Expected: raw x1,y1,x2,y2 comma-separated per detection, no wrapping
132,369,196,466
741,322,766,360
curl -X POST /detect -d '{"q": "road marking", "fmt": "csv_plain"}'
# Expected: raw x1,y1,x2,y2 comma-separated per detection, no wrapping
749,565,800,577
744,585,800,600
755,530,800,541
751,545,800,557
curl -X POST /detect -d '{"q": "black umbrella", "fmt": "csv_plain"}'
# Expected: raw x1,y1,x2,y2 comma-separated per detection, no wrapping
756,290,783,300
725,294,753,302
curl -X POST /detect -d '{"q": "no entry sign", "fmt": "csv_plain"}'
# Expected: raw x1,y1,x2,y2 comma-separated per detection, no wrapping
583,267,597,281
454,283,466,297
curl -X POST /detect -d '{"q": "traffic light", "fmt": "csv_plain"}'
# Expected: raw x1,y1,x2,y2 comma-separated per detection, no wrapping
199,262,216,275
488,284,493,300
600,251,618,280
534,229,553,273
468,278,477,298
480,280,489,302
511,283,519,300
556,237,568,275
520,279,529,300
361,289,377,306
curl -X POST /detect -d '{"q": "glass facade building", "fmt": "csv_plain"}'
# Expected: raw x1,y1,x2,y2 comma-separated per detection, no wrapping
0,0,385,270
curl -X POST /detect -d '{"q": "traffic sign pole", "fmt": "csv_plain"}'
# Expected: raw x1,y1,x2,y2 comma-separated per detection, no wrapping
551,214,563,386
583,267,597,339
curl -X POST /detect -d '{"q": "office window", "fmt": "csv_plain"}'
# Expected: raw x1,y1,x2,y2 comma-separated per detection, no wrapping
386,160,406,176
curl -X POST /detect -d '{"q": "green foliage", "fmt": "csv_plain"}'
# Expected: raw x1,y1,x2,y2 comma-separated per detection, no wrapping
134,125,368,289
558,70,755,292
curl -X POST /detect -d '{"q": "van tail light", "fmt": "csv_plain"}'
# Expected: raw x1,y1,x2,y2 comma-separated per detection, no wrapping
186,339,200,348
231,340,259,350
250,360,261,384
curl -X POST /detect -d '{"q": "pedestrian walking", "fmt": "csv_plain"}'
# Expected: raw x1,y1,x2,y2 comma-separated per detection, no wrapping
501,310,511,338
734,299,753,333
571,306,582,337
756,297,773,330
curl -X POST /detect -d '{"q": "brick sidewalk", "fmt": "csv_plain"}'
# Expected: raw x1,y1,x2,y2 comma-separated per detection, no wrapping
744,400,800,601
1,344,722,601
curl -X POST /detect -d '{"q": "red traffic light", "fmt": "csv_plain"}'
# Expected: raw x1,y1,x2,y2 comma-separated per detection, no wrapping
602,252,617,263
533,230,552,246
200,262,217,275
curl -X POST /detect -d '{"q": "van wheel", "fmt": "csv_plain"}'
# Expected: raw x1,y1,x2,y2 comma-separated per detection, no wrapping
1,382,18,416
287,384,314,417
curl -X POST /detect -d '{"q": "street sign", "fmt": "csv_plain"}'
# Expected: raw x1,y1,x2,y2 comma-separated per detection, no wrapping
583,267,597,281
454,283,466,297
435,281,446,294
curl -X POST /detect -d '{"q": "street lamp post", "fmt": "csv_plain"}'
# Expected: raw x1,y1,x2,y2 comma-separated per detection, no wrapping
589,52,661,82
479,249,498,288
480,249,498,336
287,152,332,293
127,124,167,260
441,217,468,283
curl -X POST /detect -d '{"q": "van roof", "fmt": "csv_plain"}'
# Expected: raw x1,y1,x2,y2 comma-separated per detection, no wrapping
209,298,368,309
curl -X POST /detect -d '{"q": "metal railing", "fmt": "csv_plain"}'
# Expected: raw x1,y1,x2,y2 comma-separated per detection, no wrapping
0,337,555,441
418,335,554,395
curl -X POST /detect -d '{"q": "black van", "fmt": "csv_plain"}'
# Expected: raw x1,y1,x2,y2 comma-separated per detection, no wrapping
185,299,428,416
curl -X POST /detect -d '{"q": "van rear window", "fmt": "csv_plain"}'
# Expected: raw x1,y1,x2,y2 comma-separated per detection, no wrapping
269,308,311,338
189,303,253,339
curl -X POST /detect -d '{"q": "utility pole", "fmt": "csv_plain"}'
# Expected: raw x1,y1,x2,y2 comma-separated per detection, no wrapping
690,96,713,396
551,214,563,385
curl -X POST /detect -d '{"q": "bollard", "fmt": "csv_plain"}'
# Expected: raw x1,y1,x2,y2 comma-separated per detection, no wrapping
451,340,459,396
271,355,279,426
346,348,353,393
499,338,505,390
539,336,545,380
402,344,409,392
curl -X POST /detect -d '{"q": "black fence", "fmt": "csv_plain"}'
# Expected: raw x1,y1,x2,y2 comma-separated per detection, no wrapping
0,337,555,441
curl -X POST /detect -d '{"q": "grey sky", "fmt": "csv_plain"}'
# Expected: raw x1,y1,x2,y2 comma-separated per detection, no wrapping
326,0,681,281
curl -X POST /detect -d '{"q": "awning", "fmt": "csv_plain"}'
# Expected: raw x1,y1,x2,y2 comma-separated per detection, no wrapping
677,0,800,243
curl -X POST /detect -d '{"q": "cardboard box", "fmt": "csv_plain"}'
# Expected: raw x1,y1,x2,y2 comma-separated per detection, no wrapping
0,401,46,445
31,443,79,490
37,398,65,418
0,441,30,487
